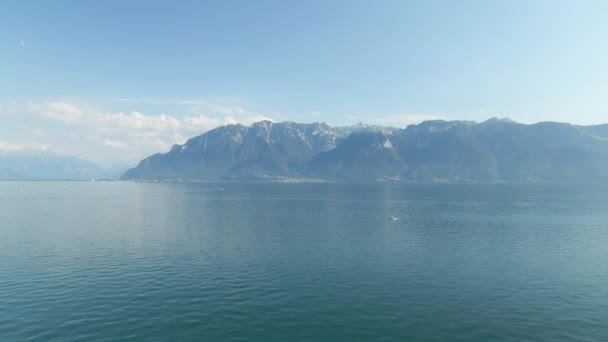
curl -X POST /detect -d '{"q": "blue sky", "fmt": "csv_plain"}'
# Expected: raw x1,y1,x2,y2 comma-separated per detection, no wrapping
1,0,608,165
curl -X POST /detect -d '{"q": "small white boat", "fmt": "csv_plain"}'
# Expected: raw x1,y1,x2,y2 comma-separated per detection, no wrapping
388,215,399,221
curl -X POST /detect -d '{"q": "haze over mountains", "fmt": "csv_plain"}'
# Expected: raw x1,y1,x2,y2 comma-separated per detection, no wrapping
4,118,608,182
122,119,608,183
0,151,126,180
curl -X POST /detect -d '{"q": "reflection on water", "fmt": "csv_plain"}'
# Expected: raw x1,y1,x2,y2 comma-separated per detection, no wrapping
1,181,608,341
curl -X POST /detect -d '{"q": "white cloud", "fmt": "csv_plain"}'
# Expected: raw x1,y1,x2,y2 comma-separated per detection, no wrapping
109,97,255,117
0,98,448,165
0,140,49,152
203,103,251,116
33,101,86,123
0,99,275,165
30,129,45,137
102,139,129,150
0,141,23,152
371,114,446,127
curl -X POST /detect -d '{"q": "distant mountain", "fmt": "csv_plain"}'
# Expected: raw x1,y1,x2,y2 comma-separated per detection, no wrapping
0,151,115,180
0,168,19,180
122,119,608,182
101,164,132,180
122,121,388,180
305,132,406,180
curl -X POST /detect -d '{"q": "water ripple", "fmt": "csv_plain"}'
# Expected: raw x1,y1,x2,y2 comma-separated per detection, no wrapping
1,182,608,341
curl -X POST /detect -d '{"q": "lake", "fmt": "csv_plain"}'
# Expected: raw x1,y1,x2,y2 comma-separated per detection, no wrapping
1,181,608,341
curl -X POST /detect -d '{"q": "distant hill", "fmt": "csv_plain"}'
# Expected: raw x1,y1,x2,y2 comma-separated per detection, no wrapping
122,119,608,182
0,151,121,180
0,168,19,180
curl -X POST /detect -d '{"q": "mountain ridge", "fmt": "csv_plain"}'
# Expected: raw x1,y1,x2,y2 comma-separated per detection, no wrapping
122,119,608,182
0,151,127,180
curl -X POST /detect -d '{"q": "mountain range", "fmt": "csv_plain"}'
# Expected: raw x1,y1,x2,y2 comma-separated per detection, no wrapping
0,167,19,180
0,151,127,180
122,118,608,183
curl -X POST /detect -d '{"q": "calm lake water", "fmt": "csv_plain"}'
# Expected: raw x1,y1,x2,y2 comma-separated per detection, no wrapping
1,181,608,341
